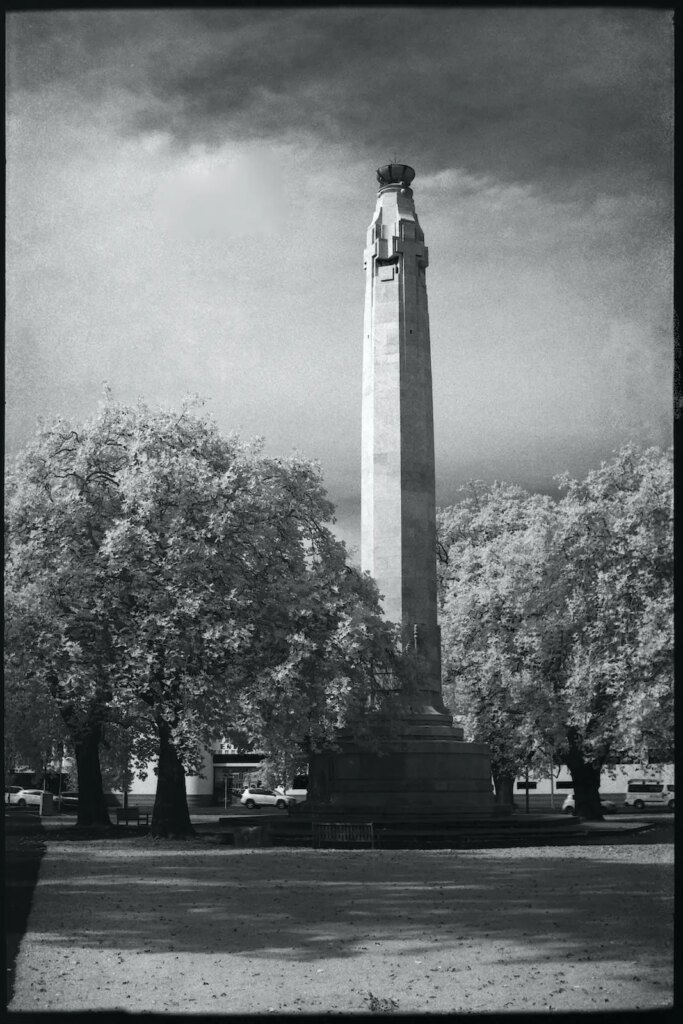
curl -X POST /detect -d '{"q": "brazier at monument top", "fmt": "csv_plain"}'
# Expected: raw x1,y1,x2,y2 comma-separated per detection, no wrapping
304,165,494,817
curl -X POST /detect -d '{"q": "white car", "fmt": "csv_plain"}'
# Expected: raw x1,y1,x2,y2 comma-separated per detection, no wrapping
623,781,674,811
561,793,618,815
276,775,308,804
275,785,308,804
240,788,294,810
11,789,52,808
54,790,79,812
284,787,307,804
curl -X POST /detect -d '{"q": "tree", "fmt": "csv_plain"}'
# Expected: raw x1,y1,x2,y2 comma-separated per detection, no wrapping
552,444,673,815
437,446,673,820
98,722,136,808
5,406,132,825
255,750,309,792
5,396,398,835
437,482,558,806
4,663,71,789
98,405,398,834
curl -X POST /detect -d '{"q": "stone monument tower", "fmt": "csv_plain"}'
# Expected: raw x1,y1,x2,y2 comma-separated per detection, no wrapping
362,162,444,715
305,164,493,817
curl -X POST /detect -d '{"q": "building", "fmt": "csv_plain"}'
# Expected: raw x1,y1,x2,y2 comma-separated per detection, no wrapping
513,763,674,810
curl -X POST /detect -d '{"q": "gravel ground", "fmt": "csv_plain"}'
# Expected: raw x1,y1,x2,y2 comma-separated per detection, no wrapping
7,832,673,1015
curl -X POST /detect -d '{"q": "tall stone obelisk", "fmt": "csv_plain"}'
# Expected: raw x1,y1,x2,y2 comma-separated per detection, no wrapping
362,162,444,715
304,164,493,817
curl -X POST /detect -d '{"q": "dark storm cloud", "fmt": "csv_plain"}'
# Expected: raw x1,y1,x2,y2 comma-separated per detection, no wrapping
139,7,672,200
8,8,672,201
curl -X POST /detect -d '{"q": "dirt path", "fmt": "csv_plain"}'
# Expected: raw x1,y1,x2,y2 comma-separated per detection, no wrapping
7,837,673,1014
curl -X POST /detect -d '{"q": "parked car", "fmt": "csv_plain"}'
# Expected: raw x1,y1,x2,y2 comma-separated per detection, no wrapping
275,785,308,804
240,787,294,810
5,786,24,804
55,791,79,811
11,789,52,808
623,781,674,811
276,775,308,804
562,793,618,815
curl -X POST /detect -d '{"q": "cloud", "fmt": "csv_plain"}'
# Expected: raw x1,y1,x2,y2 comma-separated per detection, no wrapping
8,9,672,201
150,143,288,243
5,92,366,495
5,7,673,545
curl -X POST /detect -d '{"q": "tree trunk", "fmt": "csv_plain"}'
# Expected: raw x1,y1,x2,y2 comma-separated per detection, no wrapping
565,727,603,820
152,717,194,838
492,770,515,808
50,674,110,828
74,722,111,827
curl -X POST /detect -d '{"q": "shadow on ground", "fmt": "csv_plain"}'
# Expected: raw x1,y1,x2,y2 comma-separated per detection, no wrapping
4,812,47,1006
24,838,673,986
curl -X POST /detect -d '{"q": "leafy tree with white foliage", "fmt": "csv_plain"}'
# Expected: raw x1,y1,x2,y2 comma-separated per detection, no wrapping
552,444,673,814
5,407,132,825
437,446,672,820
437,482,558,805
5,398,398,835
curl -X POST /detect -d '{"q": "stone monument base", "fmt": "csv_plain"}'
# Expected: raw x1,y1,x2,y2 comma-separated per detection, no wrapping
299,707,499,819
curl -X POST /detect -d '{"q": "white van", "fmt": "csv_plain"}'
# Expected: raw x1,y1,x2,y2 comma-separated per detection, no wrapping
623,780,674,811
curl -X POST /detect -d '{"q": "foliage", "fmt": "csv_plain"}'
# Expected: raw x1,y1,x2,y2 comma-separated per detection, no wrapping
4,663,71,781
554,444,673,765
97,722,137,794
437,445,673,816
5,410,124,824
89,401,399,769
438,482,558,787
255,751,308,791
5,396,399,832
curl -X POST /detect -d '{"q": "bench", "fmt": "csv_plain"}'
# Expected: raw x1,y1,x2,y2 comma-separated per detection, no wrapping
312,821,375,849
115,806,149,826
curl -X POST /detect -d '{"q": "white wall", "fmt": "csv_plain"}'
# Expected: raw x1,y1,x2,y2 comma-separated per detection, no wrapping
514,762,674,798
119,746,216,802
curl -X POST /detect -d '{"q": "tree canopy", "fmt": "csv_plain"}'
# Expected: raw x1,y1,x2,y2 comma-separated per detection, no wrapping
5,398,398,834
437,445,673,818
437,482,558,804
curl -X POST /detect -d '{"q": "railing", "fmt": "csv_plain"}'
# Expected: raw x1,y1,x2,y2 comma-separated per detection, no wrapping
312,821,375,849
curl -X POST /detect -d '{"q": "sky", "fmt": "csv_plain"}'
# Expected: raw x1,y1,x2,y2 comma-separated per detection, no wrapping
6,8,673,555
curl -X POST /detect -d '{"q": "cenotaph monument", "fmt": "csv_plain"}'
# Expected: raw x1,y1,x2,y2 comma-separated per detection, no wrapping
305,164,493,817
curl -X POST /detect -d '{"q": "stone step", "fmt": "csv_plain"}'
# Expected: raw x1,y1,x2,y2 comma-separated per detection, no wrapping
197,813,652,849
285,812,576,830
